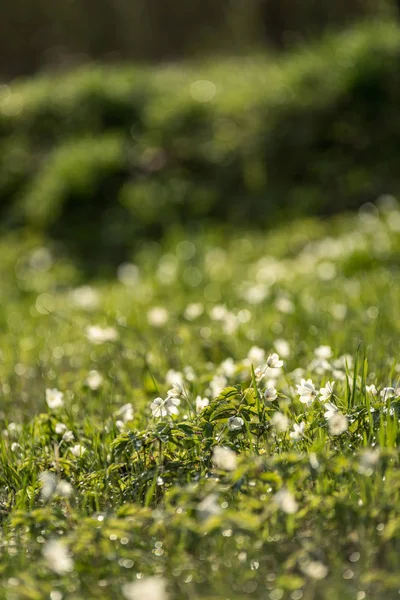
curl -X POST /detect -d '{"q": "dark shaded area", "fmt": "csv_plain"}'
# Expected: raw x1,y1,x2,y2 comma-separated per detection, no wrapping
0,0,395,80
1,24,400,272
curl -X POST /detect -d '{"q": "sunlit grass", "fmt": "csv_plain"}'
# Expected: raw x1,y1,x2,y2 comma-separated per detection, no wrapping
0,200,399,598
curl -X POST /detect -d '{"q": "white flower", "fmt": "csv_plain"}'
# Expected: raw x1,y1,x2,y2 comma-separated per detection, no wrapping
62,430,74,443
366,384,378,395
184,303,204,320
209,375,228,398
296,378,318,406
264,386,278,402
56,480,73,498
274,339,290,358
254,353,283,382
380,387,399,399
308,357,332,375
271,412,289,432
43,540,74,575
117,262,139,287
290,422,305,441
150,397,180,418
183,366,196,381
220,357,236,378
212,447,237,471
222,312,239,335
266,353,283,369
39,471,57,502
195,396,209,413
197,493,222,521
328,412,348,435
301,560,328,580
70,285,100,311
315,345,332,359
115,403,134,423
147,307,169,327
210,305,228,321
46,388,64,409
70,444,86,458
165,369,184,387
273,489,298,514
247,346,265,366
55,422,67,435
275,296,294,314
334,354,353,370
319,381,335,402
228,416,244,431
6,422,22,437
166,382,185,400
358,449,380,475
86,370,103,391
86,325,118,344
122,577,168,600
323,402,337,420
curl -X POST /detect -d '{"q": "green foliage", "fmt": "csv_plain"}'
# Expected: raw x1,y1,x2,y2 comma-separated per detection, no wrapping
0,204,400,597
1,22,400,267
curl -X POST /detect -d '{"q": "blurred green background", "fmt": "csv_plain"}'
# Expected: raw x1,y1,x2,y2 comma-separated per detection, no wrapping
1,0,400,270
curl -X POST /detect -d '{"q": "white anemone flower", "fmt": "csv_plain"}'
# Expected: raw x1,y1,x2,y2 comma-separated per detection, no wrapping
86,370,103,390
62,430,74,442
314,345,332,359
147,307,169,327
274,339,290,358
122,577,168,600
56,480,73,498
43,540,74,575
323,401,337,420
150,397,180,418
212,447,237,471
247,346,265,366
39,471,57,502
358,449,380,475
328,412,348,435
319,381,335,402
290,422,306,441
209,375,228,398
264,386,278,402
227,416,244,431
115,403,134,423
296,378,318,406
46,388,64,409
86,325,118,344
195,396,209,413
70,444,86,458
380,387,398,399
220,357,236,378
266,353,283,369
166,382,185,400
184,303,204,320
197,493,222,521
165,369,184,387
301,561,328,580
271,412,289,432
273,489,298,514
55,423,67,435
366,384,378,395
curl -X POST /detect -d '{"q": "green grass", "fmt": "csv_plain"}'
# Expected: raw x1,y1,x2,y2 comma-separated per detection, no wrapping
0,198,400,598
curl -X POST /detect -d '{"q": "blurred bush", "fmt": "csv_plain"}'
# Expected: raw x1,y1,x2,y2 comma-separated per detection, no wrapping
1,23,400,266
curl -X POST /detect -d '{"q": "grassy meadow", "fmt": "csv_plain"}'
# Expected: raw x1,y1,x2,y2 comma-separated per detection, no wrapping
1,20,400,600
0,200,400,599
